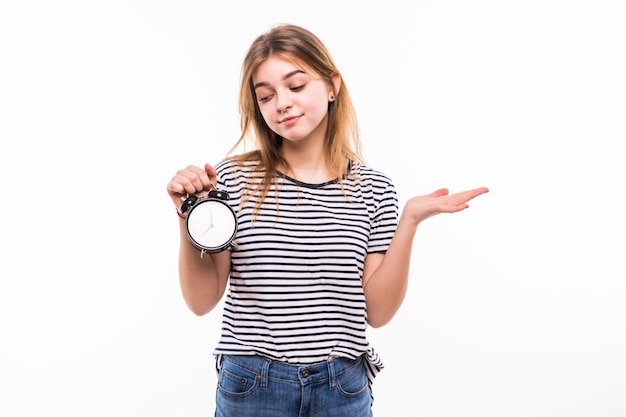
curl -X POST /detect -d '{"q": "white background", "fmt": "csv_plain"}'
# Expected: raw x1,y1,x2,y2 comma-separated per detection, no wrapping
1,1,625,416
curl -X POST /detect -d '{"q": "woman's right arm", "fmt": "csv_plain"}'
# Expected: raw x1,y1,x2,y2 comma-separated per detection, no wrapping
167,163,232,316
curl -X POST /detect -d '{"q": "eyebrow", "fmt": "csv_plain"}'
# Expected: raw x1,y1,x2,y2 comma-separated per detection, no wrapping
253,69,306,89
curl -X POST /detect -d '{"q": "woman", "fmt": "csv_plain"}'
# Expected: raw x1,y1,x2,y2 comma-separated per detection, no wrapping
166,23,488,417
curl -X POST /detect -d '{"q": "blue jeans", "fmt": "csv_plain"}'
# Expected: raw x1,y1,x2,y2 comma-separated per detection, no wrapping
214,354,373,417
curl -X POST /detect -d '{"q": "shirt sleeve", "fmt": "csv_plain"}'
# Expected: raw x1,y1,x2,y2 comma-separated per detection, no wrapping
367,180,399,254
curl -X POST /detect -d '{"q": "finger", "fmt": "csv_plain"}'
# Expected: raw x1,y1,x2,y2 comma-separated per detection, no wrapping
204,163,217,178
173,166,208,195
463,187,490,202
446,188,489,211
166,179,187,197
429,188,449,198
183,169,205,194
204,163,218,187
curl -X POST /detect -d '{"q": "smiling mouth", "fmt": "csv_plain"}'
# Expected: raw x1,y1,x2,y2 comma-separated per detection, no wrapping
279,115,301,124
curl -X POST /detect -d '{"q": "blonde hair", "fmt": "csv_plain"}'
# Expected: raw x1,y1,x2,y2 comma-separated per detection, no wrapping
229,24,363,208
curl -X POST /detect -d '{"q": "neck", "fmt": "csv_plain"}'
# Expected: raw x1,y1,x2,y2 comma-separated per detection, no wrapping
279,142,334,184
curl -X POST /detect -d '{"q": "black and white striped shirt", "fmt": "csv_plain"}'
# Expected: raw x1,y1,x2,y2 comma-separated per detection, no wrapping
213,158,398,383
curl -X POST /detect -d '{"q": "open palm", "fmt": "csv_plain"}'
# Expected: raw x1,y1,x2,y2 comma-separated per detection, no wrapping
404,187,489,224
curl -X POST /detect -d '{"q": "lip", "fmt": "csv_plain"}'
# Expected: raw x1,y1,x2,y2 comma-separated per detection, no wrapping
279,115,301,126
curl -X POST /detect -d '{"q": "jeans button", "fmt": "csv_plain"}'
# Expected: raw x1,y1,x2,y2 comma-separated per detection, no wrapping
301,369,309,378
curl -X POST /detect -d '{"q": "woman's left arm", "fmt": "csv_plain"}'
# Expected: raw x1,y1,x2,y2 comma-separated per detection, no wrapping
362,187,489,328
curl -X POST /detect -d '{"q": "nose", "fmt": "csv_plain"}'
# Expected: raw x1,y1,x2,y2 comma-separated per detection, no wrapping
275,92,292,113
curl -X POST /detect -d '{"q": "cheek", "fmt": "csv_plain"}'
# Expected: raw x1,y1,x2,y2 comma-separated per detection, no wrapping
310,88,331,113
258,106,274,126
258,106,283,135
309,95,330,119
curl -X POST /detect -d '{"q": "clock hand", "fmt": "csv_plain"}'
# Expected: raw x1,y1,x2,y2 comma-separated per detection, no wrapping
201,224,215,237
201,210,215,237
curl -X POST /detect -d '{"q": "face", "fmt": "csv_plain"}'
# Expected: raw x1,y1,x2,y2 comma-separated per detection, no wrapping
252,55,334,144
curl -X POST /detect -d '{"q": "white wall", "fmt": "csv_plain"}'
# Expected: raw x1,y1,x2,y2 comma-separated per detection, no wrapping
1,1,624,416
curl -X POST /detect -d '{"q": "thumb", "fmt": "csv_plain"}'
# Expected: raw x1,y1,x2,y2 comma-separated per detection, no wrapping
429,188,449,198
204,163,217,179
204,163,218,192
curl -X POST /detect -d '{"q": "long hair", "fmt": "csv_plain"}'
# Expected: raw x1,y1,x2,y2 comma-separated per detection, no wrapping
228,24,363,209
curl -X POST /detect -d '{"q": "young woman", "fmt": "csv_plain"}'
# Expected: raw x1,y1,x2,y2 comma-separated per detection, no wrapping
166,23,488,417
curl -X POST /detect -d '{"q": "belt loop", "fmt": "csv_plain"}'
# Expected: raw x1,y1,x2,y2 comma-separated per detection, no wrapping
327,358,337,390
260,357,271,390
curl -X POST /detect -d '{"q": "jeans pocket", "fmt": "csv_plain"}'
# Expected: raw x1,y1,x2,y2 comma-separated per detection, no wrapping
335,360,368,398
217,358,261,397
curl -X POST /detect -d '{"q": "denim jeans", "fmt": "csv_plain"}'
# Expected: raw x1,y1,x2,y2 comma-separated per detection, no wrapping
214,354,373,417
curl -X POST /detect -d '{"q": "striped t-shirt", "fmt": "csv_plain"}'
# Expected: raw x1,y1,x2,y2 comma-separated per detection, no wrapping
213,158,398,384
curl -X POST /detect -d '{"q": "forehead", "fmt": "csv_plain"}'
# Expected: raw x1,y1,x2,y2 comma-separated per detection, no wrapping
252,55,318,84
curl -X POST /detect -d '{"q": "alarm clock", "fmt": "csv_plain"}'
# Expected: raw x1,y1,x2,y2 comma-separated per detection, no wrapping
179,189,237,254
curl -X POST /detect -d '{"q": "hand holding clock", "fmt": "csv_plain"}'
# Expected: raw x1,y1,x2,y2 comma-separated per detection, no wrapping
166,163,217,209
167,163,237,254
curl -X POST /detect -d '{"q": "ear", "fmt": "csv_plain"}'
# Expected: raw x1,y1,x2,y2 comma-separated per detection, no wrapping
328,73,341,101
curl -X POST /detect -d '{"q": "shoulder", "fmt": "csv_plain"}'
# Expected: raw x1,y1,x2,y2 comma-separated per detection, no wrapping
351,161,395,190
348,162,398,219
214,158,239,174
215,154,262,177
215,153,266,193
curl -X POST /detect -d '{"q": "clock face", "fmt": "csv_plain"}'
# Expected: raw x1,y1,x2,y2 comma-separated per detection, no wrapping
186,199,237,252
